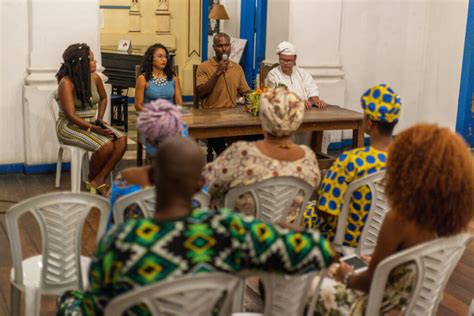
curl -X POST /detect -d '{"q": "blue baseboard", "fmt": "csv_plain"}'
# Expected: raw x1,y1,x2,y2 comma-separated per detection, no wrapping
0,163,71,175
0,164,24,174
328,137,371,152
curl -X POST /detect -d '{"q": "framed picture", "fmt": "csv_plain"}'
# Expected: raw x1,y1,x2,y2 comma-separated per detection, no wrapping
117,39,132,53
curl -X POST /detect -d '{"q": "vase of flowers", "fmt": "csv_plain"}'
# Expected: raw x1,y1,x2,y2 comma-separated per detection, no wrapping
244,84,286,116
244,88,264,116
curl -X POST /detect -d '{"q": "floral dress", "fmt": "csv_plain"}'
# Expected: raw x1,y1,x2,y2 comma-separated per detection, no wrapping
311,262,417,315
303,146,387,247
204,141,321,222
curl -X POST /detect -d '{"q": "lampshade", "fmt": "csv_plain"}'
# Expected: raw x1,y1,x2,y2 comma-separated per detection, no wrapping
209,4,229,20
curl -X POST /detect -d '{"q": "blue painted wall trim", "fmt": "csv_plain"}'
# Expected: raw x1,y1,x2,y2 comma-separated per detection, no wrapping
202,0,209,61
456,0,474,145
240,0,257,87
0,163,71,175
99,5,130,9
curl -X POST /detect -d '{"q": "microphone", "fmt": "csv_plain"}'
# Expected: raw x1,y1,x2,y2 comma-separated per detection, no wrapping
222,53,228,61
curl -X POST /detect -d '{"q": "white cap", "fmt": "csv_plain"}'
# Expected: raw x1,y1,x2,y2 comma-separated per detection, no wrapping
276,41,297,55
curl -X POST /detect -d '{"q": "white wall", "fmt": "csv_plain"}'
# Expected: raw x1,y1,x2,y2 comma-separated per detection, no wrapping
265,0,290,62
266,0,469,136
221,0,241,38
340,0,468,133
0,0,104,165
1,0,29,164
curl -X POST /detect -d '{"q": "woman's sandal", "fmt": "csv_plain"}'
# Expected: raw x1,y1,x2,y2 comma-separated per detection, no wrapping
90,183,111,197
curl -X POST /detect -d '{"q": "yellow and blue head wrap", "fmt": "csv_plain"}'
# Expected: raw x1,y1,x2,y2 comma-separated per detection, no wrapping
360,84,401,123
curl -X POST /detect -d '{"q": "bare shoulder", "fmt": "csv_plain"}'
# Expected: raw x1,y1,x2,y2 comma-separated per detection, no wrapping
58,76,74,91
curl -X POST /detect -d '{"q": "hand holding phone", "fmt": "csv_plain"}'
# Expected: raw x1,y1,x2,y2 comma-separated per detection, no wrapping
340,254,368,273
94,119,116,138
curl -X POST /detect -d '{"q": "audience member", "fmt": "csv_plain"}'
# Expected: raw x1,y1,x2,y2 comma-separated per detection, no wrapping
135,43,182,111
58,136,334,315
196,32,251,155
205,87,321,222
311,123,474,315
304,84,401,247
110,99,186,221
267,41,326,109
55,43,127,197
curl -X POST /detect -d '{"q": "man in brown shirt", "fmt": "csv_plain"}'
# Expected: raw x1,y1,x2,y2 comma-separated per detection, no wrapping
196,33,251,154
196,33,250,108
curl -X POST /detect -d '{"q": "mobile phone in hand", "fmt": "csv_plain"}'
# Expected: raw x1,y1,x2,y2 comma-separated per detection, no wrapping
340,254,368,273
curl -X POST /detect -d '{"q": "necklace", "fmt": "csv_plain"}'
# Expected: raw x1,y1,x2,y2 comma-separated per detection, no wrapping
151,73,168,86
263,140,295,150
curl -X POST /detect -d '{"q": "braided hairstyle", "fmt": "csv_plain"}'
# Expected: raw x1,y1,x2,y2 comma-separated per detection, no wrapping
56,43,92,109
140,43,175,82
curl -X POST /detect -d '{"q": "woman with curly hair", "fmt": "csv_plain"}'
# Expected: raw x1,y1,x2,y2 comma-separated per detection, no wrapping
311,124,473,315
56,43,127,196
134,43,182,111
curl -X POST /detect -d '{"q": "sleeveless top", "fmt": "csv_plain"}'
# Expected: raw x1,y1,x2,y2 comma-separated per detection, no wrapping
73,75,99,111
144,77,175,103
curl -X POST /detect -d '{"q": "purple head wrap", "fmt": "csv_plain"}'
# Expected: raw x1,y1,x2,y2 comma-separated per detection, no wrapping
137,99,183,145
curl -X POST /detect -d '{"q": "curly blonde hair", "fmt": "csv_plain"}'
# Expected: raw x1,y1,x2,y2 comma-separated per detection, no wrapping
385,124,474,236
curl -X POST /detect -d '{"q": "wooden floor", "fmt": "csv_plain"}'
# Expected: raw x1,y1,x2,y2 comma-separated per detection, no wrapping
0,172,472,315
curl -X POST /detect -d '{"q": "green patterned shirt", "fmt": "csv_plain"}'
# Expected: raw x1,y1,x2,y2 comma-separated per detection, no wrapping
58,208,333,315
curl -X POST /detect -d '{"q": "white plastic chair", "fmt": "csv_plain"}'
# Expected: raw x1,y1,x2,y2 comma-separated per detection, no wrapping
5,192,110,316
224,177,314,314
224,176,313,226
49,91,90,192
333,170,387,256
365,233,473,316
113,187,211,224
261,272,317,316
104,273,241,316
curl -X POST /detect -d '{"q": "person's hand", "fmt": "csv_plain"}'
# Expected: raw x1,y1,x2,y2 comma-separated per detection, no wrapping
92,125,114,136
313,98,327,109
335,261,355,283
304,100,312,109
361,255,372,264
216,60,229,76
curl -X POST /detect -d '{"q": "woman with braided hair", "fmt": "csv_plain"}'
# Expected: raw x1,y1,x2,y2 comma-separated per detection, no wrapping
56,43,127,196
134,43,182,111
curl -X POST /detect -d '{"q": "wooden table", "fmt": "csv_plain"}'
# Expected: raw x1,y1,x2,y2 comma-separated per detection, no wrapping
182,105,364,152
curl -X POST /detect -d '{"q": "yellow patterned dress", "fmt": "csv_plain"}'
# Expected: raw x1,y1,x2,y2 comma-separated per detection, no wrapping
303,146,387,247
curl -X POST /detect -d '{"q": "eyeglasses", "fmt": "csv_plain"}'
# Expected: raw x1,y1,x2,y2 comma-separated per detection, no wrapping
154,54,168,60
279,59,294,65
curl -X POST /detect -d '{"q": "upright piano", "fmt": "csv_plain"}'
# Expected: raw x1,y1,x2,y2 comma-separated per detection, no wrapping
101,45,176,89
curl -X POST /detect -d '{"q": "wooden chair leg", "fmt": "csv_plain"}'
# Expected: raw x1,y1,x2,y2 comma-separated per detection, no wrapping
137,141,143,166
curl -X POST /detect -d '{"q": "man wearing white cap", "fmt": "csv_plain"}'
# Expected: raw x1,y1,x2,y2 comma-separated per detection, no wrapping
267,41,327,109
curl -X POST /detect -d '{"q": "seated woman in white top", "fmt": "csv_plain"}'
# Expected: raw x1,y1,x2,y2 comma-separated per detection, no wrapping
204,87,321,222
